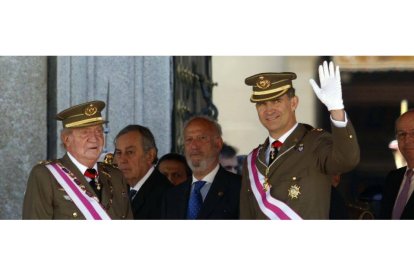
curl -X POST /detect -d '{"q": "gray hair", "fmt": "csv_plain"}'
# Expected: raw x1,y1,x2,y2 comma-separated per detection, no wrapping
114,124,158,164
183,115,222,137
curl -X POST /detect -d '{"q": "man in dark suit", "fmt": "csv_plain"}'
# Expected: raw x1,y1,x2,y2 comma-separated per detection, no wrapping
381,110,414,219
23,101,132,219
114,125,173,219
240,61,360,219
162,116,241,219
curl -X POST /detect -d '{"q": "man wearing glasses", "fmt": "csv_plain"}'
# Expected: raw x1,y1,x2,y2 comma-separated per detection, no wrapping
381,109,414,219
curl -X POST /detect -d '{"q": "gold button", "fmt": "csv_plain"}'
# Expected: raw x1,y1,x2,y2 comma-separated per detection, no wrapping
72,212,78,218
121,215,126,219
292,176,297,181
349,135,353,139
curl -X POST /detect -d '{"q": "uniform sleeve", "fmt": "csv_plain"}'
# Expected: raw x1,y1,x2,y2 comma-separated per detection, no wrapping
22,165,54,219
314,120,360,175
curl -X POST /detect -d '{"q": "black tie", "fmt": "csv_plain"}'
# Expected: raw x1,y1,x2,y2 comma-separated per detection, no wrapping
129,189,137,202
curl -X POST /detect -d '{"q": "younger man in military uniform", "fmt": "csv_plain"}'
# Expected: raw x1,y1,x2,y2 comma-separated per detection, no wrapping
23,100,132,219
240,61,360,219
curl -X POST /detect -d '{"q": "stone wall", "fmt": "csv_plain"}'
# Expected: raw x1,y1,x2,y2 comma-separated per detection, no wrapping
0,57,47,219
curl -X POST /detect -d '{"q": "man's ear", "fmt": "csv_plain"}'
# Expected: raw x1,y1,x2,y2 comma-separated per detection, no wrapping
291,95,299,111
146,148,157,165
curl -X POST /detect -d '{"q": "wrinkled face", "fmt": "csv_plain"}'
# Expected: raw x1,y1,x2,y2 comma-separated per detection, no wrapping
158,160,189,186
219,156,238,174
184,119,223,177
255,94,298,138
396,112,414,166
63,125,104,167
114,131,155,186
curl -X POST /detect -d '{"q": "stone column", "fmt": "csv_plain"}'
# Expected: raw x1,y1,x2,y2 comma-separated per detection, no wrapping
0,57,47,219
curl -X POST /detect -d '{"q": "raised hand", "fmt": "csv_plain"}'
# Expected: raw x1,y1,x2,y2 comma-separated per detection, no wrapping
309,61,344,111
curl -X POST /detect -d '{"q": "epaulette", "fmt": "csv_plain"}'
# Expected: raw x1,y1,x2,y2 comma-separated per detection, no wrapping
38,160,52,165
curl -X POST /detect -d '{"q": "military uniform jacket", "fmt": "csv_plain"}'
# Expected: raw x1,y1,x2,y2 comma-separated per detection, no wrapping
22,154,133,219
240,122,360,219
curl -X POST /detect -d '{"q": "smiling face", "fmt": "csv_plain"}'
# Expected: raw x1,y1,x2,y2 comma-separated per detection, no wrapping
255,94,298,139
396,111,414,168
62,125,104,168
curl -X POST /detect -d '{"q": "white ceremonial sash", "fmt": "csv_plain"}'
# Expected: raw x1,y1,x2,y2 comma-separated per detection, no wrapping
46,162,111,220
247,148,302,220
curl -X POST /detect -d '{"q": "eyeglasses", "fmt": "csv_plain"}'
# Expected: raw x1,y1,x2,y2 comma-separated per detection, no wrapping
396,130,414,140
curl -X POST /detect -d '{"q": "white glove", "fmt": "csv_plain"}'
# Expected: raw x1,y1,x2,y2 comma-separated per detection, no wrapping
309,61,344,111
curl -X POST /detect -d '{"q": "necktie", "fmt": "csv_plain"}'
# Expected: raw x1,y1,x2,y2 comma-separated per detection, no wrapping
84,168,101,199
129,189,137,202
187,181,206,219
269,140,283,165
84,168,98,186
392,169,414,219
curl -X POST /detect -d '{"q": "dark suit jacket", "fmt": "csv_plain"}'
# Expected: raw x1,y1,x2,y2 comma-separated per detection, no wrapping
380,167,414,219
131,168,173,219
161,166,242,219
23,154,132,219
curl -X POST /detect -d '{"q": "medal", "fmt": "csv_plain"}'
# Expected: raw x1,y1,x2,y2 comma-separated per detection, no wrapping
288,184,301,199
263,167,272,192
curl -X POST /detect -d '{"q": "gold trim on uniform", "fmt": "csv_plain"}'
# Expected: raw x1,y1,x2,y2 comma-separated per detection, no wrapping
288,184,301,199
250,90,289,103
65,117,103,128
84,104,98,116
253,84,291,95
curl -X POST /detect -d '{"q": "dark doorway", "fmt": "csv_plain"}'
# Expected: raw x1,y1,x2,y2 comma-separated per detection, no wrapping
317,60,414,217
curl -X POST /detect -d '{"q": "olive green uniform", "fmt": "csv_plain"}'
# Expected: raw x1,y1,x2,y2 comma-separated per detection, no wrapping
23,154,132,219
240,122,360,219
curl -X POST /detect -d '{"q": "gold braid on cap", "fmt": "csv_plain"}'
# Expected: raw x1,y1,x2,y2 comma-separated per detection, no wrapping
65,117,104,128
253,84,291,95
250,89,290,102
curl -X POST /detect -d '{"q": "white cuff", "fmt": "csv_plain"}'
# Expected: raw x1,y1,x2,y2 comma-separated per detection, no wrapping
330,112,348,128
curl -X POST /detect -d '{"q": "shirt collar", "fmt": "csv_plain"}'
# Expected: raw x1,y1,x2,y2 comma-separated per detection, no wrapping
67,152,98,175
191,163,220,185
132,166,155,191
269,123,298,145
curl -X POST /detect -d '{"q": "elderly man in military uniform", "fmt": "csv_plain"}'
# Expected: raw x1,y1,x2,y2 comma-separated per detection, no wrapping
240,61,360,219
23,100,132,219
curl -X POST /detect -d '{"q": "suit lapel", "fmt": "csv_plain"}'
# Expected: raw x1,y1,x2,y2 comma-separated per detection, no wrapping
178,181,192,218
388,168,405,207
198,167,226,218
